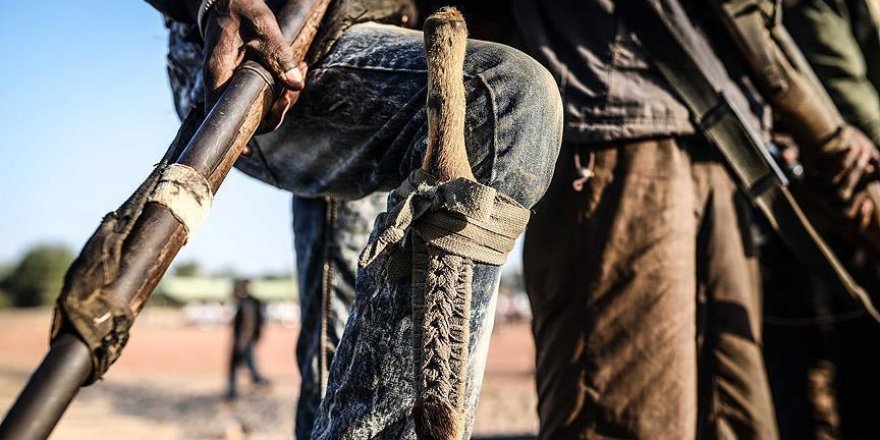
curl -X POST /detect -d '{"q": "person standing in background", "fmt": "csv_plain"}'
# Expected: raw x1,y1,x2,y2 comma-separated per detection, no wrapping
227,278,269,400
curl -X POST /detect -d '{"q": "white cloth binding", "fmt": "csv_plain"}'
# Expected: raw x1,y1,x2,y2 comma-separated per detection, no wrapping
148,163,213,238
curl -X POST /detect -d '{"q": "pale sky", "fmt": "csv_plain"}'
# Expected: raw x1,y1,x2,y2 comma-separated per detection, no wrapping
0,1,524,278
0,1,294,276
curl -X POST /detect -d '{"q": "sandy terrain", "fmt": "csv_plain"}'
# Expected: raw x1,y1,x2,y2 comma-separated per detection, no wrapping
0,308,538,439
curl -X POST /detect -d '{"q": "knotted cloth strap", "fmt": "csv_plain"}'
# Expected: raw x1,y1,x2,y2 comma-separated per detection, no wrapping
358,169,529,440
359,169,529,269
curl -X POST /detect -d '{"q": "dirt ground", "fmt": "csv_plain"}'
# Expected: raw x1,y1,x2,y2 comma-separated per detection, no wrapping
0,308,538,439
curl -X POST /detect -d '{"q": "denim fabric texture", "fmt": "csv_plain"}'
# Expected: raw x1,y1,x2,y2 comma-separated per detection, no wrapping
241,23,562,438
292,194,387,438
167,20,562,438
167,22,387,439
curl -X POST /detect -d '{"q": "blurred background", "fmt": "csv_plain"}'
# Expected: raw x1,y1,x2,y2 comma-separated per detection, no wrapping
0,1,535,438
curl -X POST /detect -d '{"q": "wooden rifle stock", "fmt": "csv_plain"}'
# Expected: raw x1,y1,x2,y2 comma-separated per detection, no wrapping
0,1,330,438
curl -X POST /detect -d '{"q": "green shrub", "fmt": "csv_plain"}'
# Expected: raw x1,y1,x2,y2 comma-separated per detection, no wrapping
3,244,75,307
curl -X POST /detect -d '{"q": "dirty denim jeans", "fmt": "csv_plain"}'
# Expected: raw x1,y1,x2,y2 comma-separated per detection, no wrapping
165,21,388,438
291,193,386,438
234,22,562,438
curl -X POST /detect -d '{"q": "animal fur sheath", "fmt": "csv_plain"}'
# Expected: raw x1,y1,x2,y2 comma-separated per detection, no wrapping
357,27,529,434
414,8,473,440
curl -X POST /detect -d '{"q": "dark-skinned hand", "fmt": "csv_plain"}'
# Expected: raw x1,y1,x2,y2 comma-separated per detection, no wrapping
202,0,307,153
816,126,880,228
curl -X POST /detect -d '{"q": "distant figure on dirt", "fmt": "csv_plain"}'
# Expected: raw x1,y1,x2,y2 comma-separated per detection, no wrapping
227,278,269,399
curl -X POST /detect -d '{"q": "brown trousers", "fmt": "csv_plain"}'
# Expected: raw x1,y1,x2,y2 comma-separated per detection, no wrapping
524,138,778,439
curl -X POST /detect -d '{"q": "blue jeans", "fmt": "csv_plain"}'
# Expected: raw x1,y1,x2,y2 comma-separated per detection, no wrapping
236,22,562,438
292,193,387,438
165,22,388,437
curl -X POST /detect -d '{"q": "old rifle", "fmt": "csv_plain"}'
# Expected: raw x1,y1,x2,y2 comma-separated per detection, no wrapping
0,1,330,438
618,0,880,322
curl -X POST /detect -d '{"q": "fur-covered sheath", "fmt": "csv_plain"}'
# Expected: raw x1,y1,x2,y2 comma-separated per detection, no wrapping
359,8,529,440
414,9,472,440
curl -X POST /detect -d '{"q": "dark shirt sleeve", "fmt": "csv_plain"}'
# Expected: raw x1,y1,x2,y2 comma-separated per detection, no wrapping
784,0,880,144
145,0,196,23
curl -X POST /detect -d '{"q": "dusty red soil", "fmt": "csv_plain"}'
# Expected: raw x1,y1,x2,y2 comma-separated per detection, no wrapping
0,308,538,439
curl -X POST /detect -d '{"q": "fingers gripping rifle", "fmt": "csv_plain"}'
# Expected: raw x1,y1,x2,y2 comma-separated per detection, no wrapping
0,1,330,438
618,0,880,323
711,0,880,248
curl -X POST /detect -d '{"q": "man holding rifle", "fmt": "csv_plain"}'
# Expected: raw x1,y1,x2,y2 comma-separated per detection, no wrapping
760,1,880,438
148,1,562,439
515,0,880,439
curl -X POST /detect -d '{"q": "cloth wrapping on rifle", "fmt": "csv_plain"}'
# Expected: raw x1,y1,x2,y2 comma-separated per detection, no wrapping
359,169,529,438
148,164,213,237
51,163,213,384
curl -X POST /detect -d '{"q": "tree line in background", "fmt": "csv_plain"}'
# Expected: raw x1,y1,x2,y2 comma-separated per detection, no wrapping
0,243,525,309
0,244,296,309
0,244,74,308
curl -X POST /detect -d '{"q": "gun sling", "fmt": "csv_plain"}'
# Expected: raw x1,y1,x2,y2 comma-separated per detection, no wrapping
618,0,880,323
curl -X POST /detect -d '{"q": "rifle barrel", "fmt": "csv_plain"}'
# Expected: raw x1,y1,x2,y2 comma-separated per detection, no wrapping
0,1,330,438
0,334,91,440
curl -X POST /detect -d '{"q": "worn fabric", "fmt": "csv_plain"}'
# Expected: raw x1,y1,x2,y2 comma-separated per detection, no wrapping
51,162,166,384
359,170,530,268
147,163,213,237
783,0,880,144
507,0,774,145
359,169,531,438
292,193,386,439
524,139,777,440
509,0,694,143
166,20,205,119
150,0,414,65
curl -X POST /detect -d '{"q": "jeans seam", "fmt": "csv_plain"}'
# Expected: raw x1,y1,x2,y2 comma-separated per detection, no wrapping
319,197,338,396
314,64,476,80
472,72,499,184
